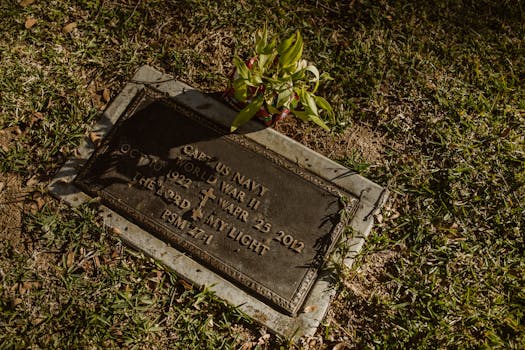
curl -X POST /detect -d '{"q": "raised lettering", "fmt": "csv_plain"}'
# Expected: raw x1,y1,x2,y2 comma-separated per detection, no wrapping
130,149,139,158
215,162,230,176
240,234,252,246
217,197,249,222
238,210,249,223
187,226,205,239
206,175,218,185
160,209,188,230
247,197,260,210
219,181,246,202
204,214,229,232
183,162,194,172
232,172,269,197
182,145,212,162
248,239,261,252
174,157,187,167
120,143,131,153
227,227,237,239
258,245,270,256
218,197,232,208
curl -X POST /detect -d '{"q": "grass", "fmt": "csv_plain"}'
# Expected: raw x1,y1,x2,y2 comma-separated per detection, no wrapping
1,0,524,348
2,205,250,349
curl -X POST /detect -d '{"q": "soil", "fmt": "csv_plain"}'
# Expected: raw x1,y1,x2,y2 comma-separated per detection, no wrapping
0,172,25,252
0,81,391,349
0,128,26,252
324,249,401,345
274,117,386,163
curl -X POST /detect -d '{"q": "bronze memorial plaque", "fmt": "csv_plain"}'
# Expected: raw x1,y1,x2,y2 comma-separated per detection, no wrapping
75,88,359,316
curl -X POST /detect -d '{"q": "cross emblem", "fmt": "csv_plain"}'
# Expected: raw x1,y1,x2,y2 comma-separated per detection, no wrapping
191,187,216,221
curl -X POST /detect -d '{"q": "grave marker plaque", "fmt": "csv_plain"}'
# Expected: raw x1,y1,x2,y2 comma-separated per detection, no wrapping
74,88,359,316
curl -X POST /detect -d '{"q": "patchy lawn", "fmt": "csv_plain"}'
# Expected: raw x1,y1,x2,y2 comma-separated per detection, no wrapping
1,0,524,348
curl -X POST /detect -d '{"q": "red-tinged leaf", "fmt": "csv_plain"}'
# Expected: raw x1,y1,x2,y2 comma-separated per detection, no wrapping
246,57,256,69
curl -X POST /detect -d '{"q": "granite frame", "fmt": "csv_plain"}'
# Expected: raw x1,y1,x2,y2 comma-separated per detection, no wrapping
49,65,388,339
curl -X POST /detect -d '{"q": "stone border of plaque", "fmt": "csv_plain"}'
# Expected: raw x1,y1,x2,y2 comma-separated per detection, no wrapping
49,65,388,339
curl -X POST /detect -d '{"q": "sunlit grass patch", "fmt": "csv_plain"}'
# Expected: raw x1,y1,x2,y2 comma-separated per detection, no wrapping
0,0,523,348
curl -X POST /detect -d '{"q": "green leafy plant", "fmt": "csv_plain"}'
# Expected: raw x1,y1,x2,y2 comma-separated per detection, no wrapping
227,26,334,132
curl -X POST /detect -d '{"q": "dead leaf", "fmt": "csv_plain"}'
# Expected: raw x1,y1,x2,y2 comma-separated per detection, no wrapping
240,341,256,350
20,0,35,8
32,317,44,325
102,88,111,103
25,17,37,29
89,132,102,147
19,281,40,294
180,279,193,290
62,22,77,33
26,175,39,187
0,181,5,192
332,343,348,350
111,227,121,235
257,333,270,345
31,111,44,121
66,250,75,268
93,256,101,269
35,197,45,210
389,210,400,220
303,304,318,313
308,338,318,347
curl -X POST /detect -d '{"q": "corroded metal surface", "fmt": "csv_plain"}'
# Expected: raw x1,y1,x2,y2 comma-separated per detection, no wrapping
75,87,359,316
